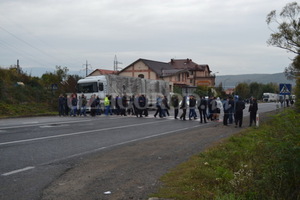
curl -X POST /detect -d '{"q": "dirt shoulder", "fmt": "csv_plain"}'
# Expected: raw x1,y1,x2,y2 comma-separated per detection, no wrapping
41,111,277,200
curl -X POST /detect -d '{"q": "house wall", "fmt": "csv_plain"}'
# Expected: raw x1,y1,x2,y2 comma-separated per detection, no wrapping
89,71,101,76
118,61,157,80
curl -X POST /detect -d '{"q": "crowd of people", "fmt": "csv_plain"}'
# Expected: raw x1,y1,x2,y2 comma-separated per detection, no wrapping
58,93,259,128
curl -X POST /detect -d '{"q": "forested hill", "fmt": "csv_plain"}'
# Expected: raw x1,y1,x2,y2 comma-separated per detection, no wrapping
215,73,296,89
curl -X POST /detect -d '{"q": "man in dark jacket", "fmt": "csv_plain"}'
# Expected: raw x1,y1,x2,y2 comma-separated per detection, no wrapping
249,98,258,126
171,95,179,119
180,96,187,120
198,96,207,123
71,94,78,117
223,97,230,125
189,95,197,120
228,96,235,124
235,97,245,127
138,94,146,117
58,94,65,116
120,95,128,116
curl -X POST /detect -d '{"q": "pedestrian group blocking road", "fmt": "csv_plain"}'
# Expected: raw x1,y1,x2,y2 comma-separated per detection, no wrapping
59,93,259,128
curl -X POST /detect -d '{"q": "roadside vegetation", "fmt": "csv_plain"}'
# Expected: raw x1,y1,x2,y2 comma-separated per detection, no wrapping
151,109,300,200
0,66,81,118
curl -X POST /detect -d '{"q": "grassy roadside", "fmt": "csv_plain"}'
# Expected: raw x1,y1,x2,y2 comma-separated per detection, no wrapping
0,102,57,118
151,109,300,200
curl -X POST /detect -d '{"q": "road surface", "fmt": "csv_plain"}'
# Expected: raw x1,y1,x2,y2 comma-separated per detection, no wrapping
0,103,279,200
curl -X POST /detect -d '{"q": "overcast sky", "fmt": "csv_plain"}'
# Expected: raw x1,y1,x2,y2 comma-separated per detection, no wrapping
0,0,296,76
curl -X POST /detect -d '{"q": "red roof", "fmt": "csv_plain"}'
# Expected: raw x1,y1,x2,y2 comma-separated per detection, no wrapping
89,69,118,76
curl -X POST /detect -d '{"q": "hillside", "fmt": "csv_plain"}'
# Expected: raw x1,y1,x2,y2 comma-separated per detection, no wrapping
215,73,296,89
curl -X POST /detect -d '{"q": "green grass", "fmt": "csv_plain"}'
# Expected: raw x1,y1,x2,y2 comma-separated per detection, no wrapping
152,109,300,200
0,102,57,118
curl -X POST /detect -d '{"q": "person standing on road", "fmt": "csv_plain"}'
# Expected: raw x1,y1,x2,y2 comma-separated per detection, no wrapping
58,94,65,116
198,96,207,123
216,97,223,121
115,95,121,115
138,94,146,117
64,94,70,116
222,97,231,126
228,96,234,124
71,93,78,117
189,95,197,120
127,95,134,115
120,94,128,116
154,95,163,118
95,96,101,115
104,95,110,116
162,96,170,117
249,98,258,126
180,96,187,120
171,95,179,119
235,97,245,128
90,94,97,117
80,94,87,116
208,96,216,121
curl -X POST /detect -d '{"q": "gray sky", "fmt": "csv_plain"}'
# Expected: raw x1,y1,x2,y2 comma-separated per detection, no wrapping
0,0,296,76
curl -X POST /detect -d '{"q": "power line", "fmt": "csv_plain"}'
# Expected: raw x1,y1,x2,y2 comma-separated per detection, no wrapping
0,39,48,67
0,24,82,69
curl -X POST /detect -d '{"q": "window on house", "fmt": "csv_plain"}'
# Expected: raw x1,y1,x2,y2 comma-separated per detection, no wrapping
138,74,144,78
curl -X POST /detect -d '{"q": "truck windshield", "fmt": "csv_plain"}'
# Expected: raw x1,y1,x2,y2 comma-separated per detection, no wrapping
77,82,98,93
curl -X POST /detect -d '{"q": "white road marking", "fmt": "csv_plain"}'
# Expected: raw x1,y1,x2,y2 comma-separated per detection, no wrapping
40,124,69,128
22,121,39,124
0,119,92,130
0,120,167,146
1,166,35,176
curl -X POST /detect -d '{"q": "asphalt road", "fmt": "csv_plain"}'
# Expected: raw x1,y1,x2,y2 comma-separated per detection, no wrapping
0,103,279,200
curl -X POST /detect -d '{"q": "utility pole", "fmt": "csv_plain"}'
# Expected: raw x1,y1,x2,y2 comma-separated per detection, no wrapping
16,59,21,74
114,55,122,71
83,60,91,77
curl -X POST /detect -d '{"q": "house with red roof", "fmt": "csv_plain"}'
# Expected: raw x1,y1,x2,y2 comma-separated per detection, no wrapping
118,58,216,88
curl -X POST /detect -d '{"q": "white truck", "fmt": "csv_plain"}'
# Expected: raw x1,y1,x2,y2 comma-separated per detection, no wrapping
262,93,279,102
76,74,170,108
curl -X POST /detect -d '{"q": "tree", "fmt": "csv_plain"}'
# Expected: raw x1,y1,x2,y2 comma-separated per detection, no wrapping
55,65,69,82
285,54,300,79
194,86,214,97
266,2,300,55
61,74,81,94
235,83,250,100
266,2,300,78
267,2,300,111
215,82,226,98
249,82,261,99
262,82,279,94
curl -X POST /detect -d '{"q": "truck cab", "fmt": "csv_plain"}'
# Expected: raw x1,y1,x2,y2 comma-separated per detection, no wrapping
77,76,107,104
